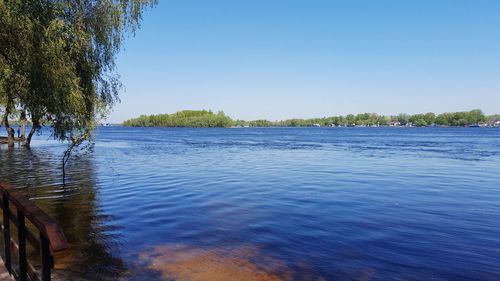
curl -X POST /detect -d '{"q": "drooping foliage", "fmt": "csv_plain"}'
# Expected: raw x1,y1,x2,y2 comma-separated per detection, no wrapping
0,0,156,146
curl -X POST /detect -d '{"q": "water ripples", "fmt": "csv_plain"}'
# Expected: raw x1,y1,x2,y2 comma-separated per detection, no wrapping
1,127,500,280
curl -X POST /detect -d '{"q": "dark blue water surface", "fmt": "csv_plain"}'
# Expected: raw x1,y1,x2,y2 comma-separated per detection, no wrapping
1,127,500,281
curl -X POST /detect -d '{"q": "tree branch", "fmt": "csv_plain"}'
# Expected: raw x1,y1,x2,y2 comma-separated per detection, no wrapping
0,48,8,63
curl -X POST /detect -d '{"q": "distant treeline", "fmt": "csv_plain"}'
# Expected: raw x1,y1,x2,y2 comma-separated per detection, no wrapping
123,109,500,128
122,110,233,127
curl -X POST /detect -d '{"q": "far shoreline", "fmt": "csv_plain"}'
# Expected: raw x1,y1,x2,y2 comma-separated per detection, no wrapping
121,109,500,128
109,125,500,129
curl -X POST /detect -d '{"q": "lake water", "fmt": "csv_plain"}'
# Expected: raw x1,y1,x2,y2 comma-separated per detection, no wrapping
1,127,500,281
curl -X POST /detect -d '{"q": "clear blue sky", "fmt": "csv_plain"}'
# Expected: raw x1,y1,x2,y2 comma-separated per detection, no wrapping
111,0,500,122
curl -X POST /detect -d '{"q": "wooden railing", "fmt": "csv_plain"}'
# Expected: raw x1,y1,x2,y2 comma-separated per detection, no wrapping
0,180,69,281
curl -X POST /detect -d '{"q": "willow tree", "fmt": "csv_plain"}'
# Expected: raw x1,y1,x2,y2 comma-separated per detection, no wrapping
1,0,156,148
0,0,31,146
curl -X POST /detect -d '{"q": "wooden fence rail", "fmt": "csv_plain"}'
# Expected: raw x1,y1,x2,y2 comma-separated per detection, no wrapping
0,180,68,281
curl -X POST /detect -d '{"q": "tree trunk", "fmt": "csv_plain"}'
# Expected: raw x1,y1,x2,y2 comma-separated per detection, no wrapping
3,113,14,147
24,120,39,148
7,128,14,147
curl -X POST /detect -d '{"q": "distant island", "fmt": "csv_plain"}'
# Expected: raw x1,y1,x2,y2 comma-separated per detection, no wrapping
122,109,500,128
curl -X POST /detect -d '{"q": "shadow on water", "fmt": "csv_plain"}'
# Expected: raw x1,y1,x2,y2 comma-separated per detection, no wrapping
0,145,127,281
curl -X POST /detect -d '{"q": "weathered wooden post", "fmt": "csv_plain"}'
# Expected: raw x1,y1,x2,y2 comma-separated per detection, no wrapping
7,127,14,147
2,193,12,273
20,110,27,140
17,211,27,281
21,125,26,140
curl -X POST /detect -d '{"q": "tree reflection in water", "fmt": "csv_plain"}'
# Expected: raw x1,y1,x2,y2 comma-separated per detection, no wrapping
0,146,126,281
